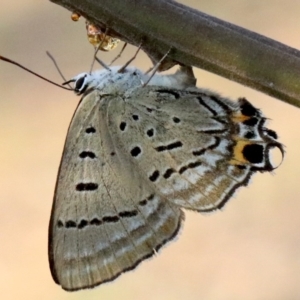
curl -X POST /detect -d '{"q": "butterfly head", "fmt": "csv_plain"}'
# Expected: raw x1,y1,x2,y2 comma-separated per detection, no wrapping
63,67,147,96
63,72,97,95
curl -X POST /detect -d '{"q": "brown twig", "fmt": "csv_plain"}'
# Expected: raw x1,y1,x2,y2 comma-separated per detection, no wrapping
49,0,300,108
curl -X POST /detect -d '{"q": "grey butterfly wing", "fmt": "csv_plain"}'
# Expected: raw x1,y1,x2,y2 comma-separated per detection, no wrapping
49,84,281,291
121,86,282,212
48,91,183,291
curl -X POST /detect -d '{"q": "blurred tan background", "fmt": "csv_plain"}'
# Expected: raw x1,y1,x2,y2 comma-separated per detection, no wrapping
1,1,300,299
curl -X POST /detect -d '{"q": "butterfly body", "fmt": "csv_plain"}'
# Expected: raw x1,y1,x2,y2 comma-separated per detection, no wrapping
49,66,283,291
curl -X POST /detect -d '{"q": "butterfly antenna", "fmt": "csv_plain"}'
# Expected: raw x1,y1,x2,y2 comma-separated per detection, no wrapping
143,48,171,87
46,51,72,88
118,43,142,73
109,42,128,66
0,55,72,91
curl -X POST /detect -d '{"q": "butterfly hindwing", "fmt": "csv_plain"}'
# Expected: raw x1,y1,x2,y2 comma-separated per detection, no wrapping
117,86,281,212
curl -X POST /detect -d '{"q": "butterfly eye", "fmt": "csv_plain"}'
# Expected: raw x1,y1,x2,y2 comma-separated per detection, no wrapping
74,74,88,94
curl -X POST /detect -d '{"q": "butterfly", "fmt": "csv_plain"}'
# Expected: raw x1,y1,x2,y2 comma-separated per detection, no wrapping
47,64,283,291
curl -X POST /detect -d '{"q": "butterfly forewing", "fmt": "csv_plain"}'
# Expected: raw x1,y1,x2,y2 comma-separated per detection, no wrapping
49,91,183,291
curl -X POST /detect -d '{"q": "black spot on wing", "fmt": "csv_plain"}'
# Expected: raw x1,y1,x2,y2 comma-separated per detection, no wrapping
139,194,155,206
146,128,154,137
85,127,96,134
242,144,264,164
244,131,255,139
79,151,96,159
155,141,183,152
243,117,258,126
130,146,142,157
119,122,127,131
172,117,181,123
103,216,120,223
65,220,76,228
163,168,176,179
90,218,102,226
179,161,202,174
239,98,258,117
119,210,138,218
139,199,147,206
57,220,64,228
78,219,88,229
149,170,160,182
76,183,98,191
